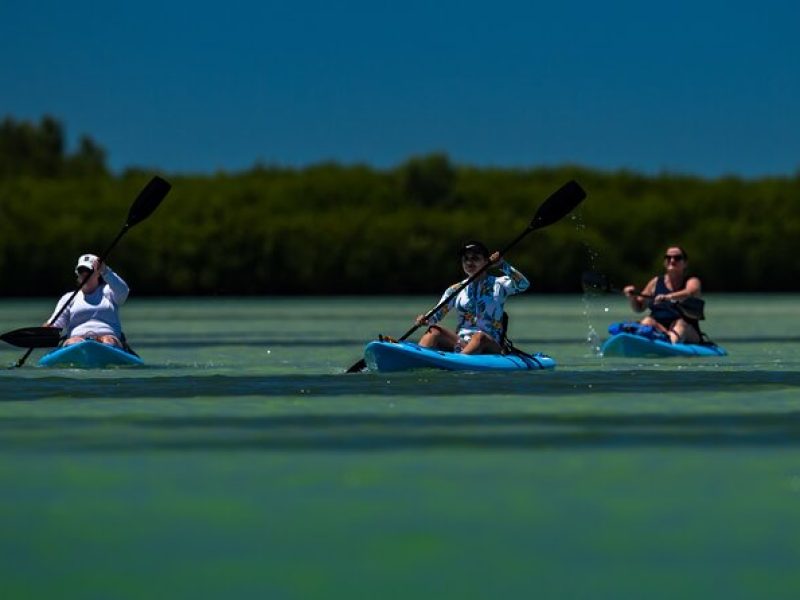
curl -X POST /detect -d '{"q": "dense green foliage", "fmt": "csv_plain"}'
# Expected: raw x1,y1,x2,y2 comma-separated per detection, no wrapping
1,117,798,296
0,116,106,179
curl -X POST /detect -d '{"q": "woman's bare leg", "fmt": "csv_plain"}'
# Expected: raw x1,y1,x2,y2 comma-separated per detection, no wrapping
640,316,670,336
668,320,700,344
419,326,459,351
63,335,122,347
460,331,503,355
97,335,123,347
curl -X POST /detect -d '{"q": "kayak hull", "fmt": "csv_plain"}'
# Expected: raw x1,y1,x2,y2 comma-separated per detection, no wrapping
364,341,556,372
601,333,727,358
38,340,144,368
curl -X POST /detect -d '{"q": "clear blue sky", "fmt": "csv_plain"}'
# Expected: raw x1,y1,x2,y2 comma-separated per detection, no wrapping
2,0,798,177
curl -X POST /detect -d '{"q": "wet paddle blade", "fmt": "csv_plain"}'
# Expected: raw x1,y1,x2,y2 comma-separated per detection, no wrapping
126,176,171,228
346,358,367,374
0,326,61,348
675,297,706,321
581,271,611,295
529,180,586,231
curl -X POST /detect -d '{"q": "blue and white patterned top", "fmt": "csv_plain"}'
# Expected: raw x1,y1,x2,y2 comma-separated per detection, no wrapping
427,261,530,343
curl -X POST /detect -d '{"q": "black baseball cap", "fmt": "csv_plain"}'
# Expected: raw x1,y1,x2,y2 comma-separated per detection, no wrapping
459,240,490,258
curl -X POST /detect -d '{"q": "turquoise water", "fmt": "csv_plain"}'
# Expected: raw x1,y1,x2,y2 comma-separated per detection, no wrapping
1,295,800,598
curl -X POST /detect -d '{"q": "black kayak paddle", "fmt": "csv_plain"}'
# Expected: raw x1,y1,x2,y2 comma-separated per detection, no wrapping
0,327,62,349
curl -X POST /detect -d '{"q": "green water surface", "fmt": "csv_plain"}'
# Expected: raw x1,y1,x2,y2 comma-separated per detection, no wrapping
1,295,799,599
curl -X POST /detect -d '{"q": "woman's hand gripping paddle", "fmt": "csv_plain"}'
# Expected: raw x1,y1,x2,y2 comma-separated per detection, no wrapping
345,180,587,373
3,176,172,368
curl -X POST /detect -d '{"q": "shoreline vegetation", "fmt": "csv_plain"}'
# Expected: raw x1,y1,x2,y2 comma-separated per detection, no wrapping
2,116,799,296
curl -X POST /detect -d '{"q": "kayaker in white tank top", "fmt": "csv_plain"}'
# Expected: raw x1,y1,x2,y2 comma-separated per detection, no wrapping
45,253,129,348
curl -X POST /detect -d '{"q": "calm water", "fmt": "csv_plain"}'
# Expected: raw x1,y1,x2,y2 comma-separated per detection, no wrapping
1,295,799,598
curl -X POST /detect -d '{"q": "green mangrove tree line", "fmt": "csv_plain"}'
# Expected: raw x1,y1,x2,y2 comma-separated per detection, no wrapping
1,116,798,296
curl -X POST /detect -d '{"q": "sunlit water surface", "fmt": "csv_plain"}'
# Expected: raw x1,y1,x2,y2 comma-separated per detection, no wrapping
1,295,799,598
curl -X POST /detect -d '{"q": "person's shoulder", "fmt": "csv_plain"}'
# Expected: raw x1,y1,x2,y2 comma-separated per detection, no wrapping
639,276,658,293
491,274,523,295
491,273,510,284
686,275,702,288
102,281,126,300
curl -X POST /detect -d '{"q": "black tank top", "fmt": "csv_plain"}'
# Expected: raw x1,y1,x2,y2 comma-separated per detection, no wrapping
650,276,699,330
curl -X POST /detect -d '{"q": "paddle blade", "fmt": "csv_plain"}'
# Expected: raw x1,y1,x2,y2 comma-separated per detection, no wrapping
126,176,171,228
529,180,586,231
581,271,611,295
676,297,706,321
346,358,367,374
1,327,61,348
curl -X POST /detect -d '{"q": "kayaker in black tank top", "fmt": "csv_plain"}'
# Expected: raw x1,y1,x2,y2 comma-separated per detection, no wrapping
623,246,701,344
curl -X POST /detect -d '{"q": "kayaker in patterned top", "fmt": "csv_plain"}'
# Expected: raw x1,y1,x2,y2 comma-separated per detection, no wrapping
415,240,530,354
623,245,701,344
44,253,130,348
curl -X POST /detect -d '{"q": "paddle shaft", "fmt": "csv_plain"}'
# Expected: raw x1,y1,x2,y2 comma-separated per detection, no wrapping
618,285,680,304
613,284,703,320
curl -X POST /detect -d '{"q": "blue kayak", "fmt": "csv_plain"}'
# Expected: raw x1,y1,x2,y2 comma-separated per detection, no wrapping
364,340,556,372
38,340,144,368
601,332,727,358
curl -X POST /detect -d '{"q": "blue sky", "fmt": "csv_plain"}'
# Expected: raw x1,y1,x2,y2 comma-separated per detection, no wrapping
2,0,798,177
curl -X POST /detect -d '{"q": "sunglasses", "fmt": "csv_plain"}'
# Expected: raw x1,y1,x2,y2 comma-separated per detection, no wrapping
664,254,685,262
76,267,92,276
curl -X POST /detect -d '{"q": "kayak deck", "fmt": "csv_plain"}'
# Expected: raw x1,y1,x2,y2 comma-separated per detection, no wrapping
601,332,727,358
364,340,556,372
38,340,144,368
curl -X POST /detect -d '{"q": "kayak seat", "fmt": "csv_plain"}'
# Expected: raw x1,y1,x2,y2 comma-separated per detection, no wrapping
55,330,139,357
608,321,669,342
500,312,536,359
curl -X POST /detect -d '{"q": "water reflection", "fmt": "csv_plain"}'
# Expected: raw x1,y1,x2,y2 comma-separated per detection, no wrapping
2,369,799,401
3,410,800,452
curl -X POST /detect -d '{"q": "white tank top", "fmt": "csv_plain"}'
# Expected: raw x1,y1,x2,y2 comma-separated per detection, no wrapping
48,268,129,338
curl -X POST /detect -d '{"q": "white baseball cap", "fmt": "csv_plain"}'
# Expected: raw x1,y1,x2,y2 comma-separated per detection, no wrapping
74,253,99,275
